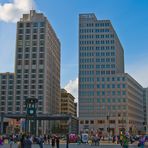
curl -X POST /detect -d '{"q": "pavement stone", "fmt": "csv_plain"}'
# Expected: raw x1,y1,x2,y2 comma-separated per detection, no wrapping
2,143,148,148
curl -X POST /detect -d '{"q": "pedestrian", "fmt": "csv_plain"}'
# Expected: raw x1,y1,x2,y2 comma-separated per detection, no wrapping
122,134,129,148
47,135,50,144
20,134,25,148
138,135,145,148
9,135,13,148
51,136,55,148
0,136,3,148
24,135,32,148
37,136,44,148
56,137,60,148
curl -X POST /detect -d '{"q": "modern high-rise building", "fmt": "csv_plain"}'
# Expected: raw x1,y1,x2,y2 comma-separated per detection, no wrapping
78,13,144,135
14,10,60,115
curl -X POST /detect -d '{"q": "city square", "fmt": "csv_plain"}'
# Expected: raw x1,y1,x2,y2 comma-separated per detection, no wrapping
0,0,148,148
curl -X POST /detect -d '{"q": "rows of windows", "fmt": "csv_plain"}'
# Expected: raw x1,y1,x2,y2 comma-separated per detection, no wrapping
80,52,115,57
80,46,115,51
80,22,110,28
80,34,114,39
80,105,127,110
17,69,44,74
18,34,45,40
16,85,43,90
0,80,13,85
0,91,13,95
17,59,44,65
18,27,44,35
80,64,115,69
80,28,110,33
17,47,44,53
79,91,126,96
80,119,127,125
80,84,126,89
79,98,126,103
18,40,44,47
79,57,115,63
0,75,14,79
16,79,44,85
79,40,114,45
79,70,115,75
17,52,44,59
18,22,45,28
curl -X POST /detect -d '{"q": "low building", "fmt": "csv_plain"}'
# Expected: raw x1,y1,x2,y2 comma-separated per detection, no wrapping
0,72,15,133
60,89,78,133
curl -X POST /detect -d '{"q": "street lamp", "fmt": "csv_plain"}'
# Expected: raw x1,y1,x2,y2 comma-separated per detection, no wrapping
25,97,38,135
107,112,110,141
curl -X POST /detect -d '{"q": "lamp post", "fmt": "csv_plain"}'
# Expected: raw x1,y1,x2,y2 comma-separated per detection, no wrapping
25,97,38,135
107,112,110,141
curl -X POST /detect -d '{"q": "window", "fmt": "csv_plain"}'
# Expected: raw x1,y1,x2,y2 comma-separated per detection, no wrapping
19,23,23,28
40,47,44,52
26,29,30,34
40,34,44,39
85,120,89,124
40,22,45,27
32,60,36,65
40,28,44,33
25,47,29,52
80,120,84,124
39,53,44,58
33,22,38,27
33,35,37,39
26,23,30,27
90,120,94,124
25,35,30,40
33,28,37,33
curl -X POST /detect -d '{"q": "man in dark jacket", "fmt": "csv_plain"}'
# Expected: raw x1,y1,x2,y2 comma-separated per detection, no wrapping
24,135,32,148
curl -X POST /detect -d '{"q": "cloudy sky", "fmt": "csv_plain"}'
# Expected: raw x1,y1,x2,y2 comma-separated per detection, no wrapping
0,0,148,101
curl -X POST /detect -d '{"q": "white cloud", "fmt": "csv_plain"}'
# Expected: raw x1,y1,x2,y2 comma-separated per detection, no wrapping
0,0,35,22
64,77,78,102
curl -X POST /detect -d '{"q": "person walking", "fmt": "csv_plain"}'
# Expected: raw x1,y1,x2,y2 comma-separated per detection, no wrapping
51,136,55,148
56,137,60,148
20,134,25,148
24,135,32,148
9,135,14,148
122,134,129,148
0,136,3,148
138,135,145,148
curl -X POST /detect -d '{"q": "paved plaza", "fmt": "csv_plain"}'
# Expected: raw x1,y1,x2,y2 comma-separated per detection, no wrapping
2,143,148,148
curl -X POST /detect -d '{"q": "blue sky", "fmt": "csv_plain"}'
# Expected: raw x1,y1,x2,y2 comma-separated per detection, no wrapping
0,0,148,98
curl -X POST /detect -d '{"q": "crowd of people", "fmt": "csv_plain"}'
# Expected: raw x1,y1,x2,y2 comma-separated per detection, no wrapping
0,133,60,148
0,132,147,148
112,132,147,148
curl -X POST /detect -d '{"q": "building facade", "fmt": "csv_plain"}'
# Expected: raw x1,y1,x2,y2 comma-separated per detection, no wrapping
60,89,77,133
14,10,60,115
0,73,14,114
78,13,144,135
0,73,15,133
143,88,148,134
61,89,77,116
13,10,60,134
